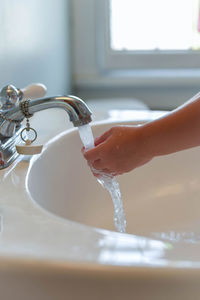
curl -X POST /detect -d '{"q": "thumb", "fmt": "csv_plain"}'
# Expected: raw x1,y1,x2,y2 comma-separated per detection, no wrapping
95,129,112,146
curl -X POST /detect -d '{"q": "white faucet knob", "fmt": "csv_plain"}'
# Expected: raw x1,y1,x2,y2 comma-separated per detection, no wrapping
21,83,47,100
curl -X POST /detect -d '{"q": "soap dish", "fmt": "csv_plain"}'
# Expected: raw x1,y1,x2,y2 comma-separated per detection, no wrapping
16,144,43,155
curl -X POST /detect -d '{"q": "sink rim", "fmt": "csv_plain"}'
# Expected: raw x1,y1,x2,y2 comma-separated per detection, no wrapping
2,255,200,278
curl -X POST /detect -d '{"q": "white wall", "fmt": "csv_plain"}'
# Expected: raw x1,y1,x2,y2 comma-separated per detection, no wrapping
0,0,71,96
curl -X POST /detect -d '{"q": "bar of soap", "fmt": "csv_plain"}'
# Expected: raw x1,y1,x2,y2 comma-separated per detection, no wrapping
16,144,43,155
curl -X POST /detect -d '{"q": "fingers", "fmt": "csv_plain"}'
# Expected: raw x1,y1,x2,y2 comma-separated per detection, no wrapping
82,146,120,176
92,159,103,170
92,168,112,177
94,129,112,146
81,148,106,170
91,159,110,173
82,129,113,161
82,147,100,162
81,127,117,176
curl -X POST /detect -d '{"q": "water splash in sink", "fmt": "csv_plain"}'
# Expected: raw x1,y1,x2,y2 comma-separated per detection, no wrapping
78,124,127,233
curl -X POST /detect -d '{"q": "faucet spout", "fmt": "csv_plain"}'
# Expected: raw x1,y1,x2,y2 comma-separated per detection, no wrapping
31,95,92,126
0,95,92,137
28,95,92,127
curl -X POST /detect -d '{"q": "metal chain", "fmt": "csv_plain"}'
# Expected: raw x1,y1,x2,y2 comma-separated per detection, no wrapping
19,99,37,144
0,99,33,124
0,112,21,124
20,99,33,118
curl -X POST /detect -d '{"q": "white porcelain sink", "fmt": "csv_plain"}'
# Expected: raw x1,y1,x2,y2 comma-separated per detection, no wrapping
3,111,200,300
27,120,200,241
19,118,200,300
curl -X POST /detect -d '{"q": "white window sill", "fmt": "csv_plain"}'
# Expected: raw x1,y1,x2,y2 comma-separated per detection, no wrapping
74,69,200,89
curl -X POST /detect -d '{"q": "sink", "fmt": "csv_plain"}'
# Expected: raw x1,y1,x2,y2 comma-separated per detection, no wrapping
21,118,200,300
27,120,200,240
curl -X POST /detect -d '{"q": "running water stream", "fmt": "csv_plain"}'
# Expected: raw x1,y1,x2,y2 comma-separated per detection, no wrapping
78,124,127,233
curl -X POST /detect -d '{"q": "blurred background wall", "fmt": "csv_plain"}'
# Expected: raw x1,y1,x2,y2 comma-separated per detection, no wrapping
0,0,71,96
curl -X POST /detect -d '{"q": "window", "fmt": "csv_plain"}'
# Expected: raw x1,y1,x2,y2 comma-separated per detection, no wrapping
72,0,200,91
99,0,200,70
110,0,200,51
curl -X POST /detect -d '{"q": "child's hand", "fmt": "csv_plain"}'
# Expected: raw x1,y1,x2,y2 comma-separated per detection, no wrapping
82,125,153,176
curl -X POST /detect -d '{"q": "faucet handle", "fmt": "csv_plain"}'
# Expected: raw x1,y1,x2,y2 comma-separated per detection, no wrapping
0,83,47,110
20,83,47,100
0,85,19,109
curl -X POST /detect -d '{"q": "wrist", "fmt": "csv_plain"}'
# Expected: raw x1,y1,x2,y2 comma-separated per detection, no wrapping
139,120,159,159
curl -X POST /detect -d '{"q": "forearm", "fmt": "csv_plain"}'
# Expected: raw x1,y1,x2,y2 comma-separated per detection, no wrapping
142,95,200,157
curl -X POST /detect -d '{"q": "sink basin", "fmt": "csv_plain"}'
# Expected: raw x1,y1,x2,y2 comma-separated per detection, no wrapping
27,120,200,240
23,118,200,299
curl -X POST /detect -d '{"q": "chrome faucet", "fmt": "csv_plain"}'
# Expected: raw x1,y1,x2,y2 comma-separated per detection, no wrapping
0,84,92,169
